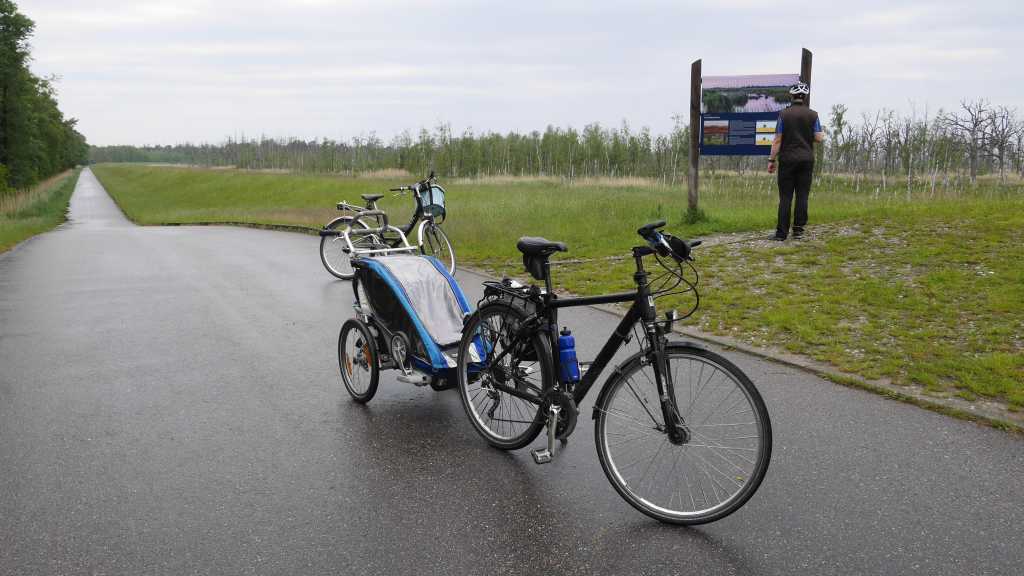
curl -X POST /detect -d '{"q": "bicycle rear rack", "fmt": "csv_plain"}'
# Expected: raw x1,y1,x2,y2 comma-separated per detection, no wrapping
480,279,542,309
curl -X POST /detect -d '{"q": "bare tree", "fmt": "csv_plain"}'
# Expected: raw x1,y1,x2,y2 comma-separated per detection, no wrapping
1015,119,1024,179
896,106,920,197
855,111,881,192
940,99,990,183
983,106,1020,183
879,110,901,191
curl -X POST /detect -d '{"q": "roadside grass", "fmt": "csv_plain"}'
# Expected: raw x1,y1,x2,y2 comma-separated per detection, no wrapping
92,163,1016,260
543,200,1024,410
0,169,80,253
92,164,1024,409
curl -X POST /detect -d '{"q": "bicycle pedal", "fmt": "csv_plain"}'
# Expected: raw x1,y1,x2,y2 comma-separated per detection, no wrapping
530,448,552,465
397,373,430,386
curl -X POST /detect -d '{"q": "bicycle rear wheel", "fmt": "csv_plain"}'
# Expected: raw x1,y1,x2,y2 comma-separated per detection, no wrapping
321,217,372,279
594,344,771,524
456,303,551,450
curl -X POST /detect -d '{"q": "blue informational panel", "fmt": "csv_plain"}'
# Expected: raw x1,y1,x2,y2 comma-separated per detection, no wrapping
699,73,799,156
700,112,780,156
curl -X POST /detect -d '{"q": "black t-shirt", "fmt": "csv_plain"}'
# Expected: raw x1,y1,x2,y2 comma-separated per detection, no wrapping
777,104,820,163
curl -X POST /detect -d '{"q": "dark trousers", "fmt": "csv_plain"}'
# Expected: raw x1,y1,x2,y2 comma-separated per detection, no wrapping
776,159,814,238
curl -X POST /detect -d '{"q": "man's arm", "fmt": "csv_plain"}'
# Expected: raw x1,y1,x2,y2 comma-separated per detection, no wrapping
768,133,782,173
770,133,782,160
813,117,825,143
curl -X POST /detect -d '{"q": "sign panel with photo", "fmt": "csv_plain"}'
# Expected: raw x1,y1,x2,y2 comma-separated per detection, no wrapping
699,73,800,156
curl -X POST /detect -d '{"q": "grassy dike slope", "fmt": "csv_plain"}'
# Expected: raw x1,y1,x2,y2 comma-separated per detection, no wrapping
1,169,81,253
93,164,1024,411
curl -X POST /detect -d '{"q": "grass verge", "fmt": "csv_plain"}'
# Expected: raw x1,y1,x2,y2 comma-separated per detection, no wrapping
92,164,1024,412
534,205,1024,412
0,169,81,253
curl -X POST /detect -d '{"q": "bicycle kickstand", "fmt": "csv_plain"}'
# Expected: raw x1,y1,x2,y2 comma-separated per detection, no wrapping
531,404,561,465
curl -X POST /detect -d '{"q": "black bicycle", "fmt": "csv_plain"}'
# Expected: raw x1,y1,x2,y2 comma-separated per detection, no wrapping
319,171,454,279
456,220,771,524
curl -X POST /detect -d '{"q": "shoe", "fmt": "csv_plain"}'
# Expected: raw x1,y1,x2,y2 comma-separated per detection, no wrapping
792,228,804,239
771,236,786,242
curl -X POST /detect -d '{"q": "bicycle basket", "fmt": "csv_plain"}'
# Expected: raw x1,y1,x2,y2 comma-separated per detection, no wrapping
419,185,446,222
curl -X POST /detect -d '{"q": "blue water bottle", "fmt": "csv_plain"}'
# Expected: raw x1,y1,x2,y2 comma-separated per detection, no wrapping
558,327,581,383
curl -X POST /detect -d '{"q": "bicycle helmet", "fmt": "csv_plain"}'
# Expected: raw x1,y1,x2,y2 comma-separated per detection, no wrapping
789,82,810,97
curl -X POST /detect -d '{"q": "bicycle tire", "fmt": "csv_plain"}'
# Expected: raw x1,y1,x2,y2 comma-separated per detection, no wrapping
338,319,380,403
419,222,456,276
594,344,771,525
320,216,372,280
456,302,551,450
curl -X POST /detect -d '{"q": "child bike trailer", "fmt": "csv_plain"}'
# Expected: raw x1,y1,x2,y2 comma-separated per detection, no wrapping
337,254,471,403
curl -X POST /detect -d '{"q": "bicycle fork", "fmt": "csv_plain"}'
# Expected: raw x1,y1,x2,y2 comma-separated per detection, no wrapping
651,341,690,445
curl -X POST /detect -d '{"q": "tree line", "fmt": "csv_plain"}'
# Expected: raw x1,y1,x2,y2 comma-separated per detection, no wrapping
1,1,88,193
91,107,1023,191
91,120,692,184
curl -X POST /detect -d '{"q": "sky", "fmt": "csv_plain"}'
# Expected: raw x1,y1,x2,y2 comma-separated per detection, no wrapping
24,0,1024,146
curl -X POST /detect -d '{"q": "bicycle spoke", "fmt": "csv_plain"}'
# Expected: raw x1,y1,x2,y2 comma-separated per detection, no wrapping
622,373,663,428
596,407,664,437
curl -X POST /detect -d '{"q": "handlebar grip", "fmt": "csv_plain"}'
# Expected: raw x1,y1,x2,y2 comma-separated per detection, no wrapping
389,187,405,192
637,220,667,238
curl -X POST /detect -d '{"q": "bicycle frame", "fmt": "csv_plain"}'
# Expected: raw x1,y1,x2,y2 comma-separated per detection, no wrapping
337,186,433,241
482,245,685,442
539,246,664,404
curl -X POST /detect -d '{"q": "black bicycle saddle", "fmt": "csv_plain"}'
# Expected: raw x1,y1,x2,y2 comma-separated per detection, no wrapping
516,237,568,257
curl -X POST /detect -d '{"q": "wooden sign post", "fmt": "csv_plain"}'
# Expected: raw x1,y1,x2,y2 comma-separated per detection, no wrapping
688,59,701,214
801,48,813,106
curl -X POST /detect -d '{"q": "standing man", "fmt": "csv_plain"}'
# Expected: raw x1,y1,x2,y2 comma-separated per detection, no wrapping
768,82,824,240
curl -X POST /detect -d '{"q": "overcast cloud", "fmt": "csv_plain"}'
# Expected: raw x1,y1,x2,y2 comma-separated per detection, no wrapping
24,0,1023,146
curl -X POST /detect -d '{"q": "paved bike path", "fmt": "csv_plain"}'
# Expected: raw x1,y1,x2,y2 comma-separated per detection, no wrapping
0,169,1021,575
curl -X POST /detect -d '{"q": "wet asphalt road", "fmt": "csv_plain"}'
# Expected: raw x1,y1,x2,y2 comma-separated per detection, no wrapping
1,169,1022,576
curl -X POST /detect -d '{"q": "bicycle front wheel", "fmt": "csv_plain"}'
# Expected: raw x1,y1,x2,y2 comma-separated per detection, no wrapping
457,303,552,450
420,223,455,275
320,217,372,280
594,344,771,525
338,319,380,403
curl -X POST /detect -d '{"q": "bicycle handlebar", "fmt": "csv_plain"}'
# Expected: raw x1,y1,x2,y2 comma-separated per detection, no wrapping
636,220,700,261
637,220,666,239
388,173,437,195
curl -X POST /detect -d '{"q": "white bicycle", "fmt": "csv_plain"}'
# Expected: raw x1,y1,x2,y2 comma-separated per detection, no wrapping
319,172,455,280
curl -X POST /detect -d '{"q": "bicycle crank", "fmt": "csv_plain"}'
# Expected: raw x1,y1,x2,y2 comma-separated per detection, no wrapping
530,403,561,465
550,390,578,441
